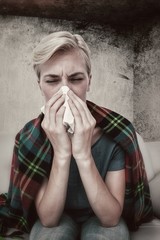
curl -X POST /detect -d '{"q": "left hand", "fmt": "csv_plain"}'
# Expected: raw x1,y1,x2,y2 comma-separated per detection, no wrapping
68,90,96,162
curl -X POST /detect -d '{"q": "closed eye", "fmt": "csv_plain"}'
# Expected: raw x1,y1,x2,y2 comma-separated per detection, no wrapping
69,77,84,82
46,78,60,83
69,72,85,82
44,74,60,83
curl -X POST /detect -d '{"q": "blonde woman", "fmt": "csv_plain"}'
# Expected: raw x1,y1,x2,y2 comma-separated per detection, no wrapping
0,31,153,239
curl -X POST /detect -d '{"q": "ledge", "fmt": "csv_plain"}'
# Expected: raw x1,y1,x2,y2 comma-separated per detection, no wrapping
0,0,160,26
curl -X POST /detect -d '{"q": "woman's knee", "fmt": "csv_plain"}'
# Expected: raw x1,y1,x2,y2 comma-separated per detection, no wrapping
29,215,79,240
81,217,130,240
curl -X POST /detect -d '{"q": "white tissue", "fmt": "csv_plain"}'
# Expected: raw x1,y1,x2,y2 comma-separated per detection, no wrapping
41,105,45,114
61,86,74,134
41,86,74,134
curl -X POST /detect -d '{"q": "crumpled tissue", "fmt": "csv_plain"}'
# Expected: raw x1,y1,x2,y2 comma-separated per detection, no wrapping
41,86,74,134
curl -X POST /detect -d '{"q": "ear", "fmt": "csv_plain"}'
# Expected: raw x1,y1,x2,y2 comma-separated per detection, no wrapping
87,74,92,92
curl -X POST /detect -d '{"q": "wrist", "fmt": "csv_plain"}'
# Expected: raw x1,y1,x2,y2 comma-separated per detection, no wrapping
75,153,93,167
53,153,71,167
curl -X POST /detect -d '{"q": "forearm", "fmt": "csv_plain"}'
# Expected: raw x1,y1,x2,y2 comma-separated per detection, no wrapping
76,157,122,227
36,157,70,227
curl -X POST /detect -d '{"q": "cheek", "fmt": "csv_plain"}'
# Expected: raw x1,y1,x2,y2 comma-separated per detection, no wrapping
43,91,53,102
71,84,88,100
41,85,57,102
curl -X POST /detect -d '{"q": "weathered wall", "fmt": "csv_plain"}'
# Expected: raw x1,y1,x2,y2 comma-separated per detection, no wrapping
0,0,160,26
0,15,134,137
0,15,160,141
133,20,160,141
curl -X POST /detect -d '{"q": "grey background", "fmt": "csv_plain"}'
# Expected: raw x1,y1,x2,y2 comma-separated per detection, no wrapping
0,2,160,141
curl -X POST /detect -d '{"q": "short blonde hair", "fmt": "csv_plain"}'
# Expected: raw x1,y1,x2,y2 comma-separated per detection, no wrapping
33,31,91,79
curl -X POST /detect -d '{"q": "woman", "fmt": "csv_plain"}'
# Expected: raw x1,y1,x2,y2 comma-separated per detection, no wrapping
30,31,128,240
0,31,153,239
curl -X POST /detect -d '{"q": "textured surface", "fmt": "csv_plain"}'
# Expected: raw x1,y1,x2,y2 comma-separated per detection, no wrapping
133,20,160,141
0,13,160,141
0,15,134,138
0,0,160,26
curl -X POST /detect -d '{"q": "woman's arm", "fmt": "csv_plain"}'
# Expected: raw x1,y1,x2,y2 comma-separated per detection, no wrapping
35,155,71,227
68,90,125,227
35,91,72,227
77,159,125,227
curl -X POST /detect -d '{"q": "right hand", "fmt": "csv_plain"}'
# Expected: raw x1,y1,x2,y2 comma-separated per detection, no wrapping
41,91,72,161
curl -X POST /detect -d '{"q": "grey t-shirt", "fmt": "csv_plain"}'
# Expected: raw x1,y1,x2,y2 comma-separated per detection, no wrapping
65,133,125,223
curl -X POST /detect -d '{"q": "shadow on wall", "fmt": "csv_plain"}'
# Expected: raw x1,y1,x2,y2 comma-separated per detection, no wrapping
133,19,160,141
0,13,160,141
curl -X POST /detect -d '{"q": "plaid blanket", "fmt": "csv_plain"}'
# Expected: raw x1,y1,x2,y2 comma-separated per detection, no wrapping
0,100,153,236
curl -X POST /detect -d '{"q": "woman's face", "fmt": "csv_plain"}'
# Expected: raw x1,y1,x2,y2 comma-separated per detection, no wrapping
38,49,91,103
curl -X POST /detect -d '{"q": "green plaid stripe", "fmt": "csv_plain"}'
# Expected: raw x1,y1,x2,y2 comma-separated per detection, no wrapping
18,138,50,177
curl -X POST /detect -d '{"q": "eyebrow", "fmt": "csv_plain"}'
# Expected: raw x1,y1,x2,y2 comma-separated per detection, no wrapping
43,72,85,78
69,72,85,77
44,74,60,78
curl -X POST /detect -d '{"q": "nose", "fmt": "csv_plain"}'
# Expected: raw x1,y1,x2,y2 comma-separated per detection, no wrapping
61,77,72,90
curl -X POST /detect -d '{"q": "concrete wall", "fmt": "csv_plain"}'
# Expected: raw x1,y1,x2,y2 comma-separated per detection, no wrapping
133,20,160,141
0,15,134,137
0,15,159,141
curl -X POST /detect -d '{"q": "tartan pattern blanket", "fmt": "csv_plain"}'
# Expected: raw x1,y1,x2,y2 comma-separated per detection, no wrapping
0,100,153,235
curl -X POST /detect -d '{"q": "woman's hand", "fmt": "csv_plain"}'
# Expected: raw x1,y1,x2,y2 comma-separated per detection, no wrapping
41,91,72,161
68,90,96,162
38,91,72,227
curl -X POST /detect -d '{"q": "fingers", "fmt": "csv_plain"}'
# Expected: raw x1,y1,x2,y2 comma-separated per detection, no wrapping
48,95,65,127
41,90,72,158
44,90,63,117
67,91,96,160
68,98,82,131
55,105,66,130
42,92,65,132
68,90,95,127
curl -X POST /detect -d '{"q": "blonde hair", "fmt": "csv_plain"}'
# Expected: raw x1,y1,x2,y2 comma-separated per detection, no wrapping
33,31,91,79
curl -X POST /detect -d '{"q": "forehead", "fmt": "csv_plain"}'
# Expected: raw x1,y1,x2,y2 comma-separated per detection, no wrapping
40,49,87,75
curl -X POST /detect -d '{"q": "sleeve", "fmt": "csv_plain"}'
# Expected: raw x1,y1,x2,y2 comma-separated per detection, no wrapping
108,143,125,171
